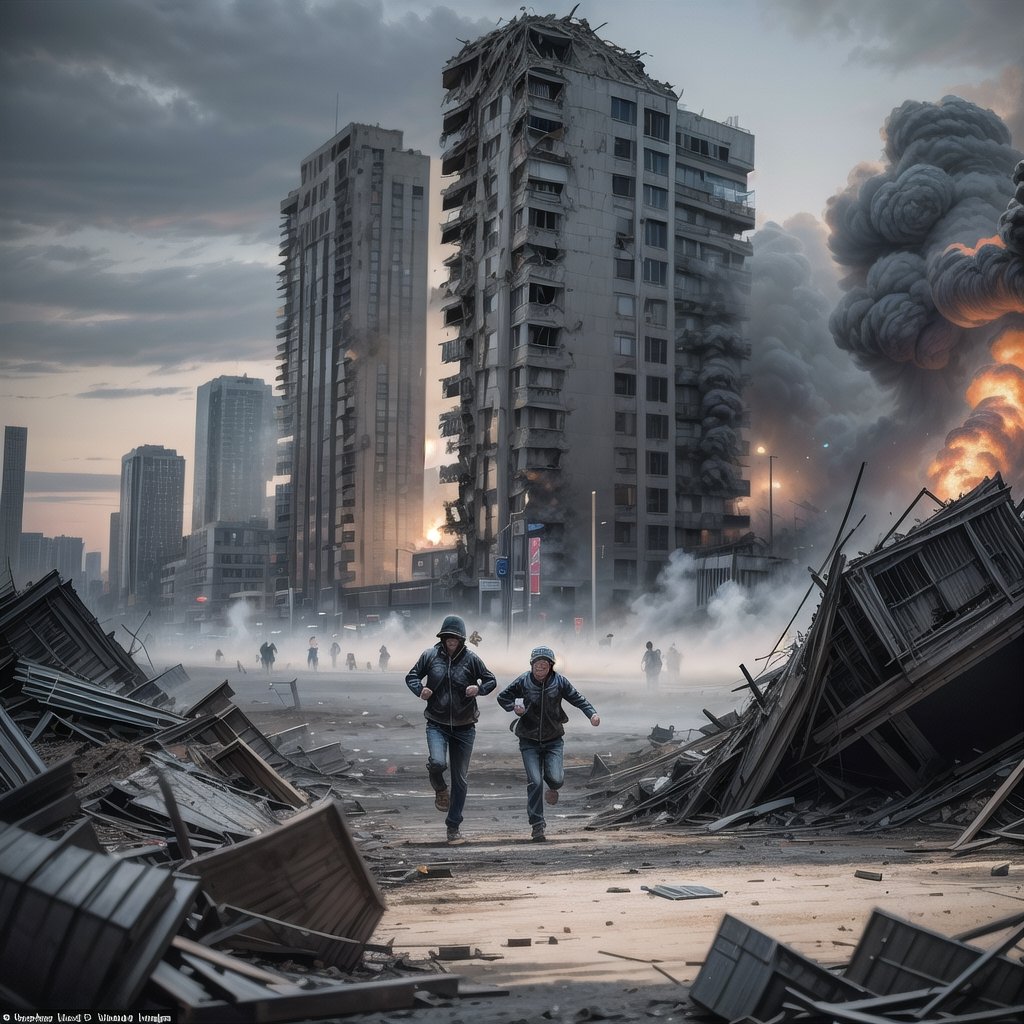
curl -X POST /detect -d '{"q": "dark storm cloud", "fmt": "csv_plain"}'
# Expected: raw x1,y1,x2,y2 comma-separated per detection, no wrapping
0,0,489,235
825,96,1021,404
0,241,277,369
0,0,493,371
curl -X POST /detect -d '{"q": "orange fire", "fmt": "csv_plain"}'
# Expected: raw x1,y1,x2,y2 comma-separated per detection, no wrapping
928,327,1024,499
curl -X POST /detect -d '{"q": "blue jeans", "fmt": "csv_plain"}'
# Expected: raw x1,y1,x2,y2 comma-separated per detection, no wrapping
519,737,564,828
425,721,476,830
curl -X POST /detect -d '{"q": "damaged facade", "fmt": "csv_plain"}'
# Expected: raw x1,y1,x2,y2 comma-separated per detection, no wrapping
438,13,755,620
592,474,1024,831
276,125,430,618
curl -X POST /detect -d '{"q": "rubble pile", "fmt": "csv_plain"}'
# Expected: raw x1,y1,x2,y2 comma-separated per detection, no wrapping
0,570,464,1016
589,475,1024,846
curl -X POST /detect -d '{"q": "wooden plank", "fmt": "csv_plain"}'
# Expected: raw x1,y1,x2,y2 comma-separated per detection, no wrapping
949,756,1024,850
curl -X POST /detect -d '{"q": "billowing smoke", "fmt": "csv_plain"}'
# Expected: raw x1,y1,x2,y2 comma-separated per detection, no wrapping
926,160,1024,494
826,96,1021,408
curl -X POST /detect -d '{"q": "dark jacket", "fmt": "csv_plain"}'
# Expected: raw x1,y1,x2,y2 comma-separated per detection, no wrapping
405,641,497,727
497,670,597,743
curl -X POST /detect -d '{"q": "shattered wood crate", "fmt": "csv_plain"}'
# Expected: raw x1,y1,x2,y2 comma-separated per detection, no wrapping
845,908,1024,1013
689,913,865,1021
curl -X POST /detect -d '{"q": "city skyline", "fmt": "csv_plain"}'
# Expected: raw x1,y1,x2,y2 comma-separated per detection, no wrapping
2,1,1022,563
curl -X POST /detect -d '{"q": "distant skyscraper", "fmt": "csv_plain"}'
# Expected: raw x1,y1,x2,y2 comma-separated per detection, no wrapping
118,444,185,612
193,375,274,531
108,511,121,603
438,14,754,621
277,123,429,615
0,425,28,578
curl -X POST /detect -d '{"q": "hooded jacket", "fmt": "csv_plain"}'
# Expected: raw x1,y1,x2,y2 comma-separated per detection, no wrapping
497,670,597,743
405,640,497,727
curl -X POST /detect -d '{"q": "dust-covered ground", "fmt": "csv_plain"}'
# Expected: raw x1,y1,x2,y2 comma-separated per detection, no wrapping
169,659,1023,1023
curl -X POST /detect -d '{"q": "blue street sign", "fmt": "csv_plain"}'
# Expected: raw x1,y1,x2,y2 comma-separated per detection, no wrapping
495,557,509,577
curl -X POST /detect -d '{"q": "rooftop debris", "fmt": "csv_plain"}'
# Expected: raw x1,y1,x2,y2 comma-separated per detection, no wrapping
591,474,1024,841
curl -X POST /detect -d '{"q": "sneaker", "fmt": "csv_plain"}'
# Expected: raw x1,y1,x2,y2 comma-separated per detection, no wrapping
544,788,559,805
531,824,546,842
434,788,450,811
446,829,466,845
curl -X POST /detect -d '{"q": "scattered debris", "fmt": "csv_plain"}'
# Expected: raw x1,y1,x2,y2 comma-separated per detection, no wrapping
640,884,723,901
589,476,1024,844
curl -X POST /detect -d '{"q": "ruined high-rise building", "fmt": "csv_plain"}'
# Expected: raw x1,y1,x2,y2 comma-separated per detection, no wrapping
438,13,754,624
277,125,429,619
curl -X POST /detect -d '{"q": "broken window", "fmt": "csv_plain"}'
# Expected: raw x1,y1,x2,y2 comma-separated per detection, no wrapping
528,114,563,136
615,412,636,436
615,294,636,317
527,74,564,101
527,323,559,348
872,529,996,643
613,136,635,160
528,282,560,305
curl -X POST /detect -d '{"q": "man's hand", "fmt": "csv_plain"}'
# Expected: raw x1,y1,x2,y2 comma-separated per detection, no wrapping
420,687,433,700
514,704,526,716
466,684,479,697
590,714,601,726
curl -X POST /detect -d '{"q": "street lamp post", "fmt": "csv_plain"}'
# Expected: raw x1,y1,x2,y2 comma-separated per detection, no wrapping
756,448,778,555
591,490,597,639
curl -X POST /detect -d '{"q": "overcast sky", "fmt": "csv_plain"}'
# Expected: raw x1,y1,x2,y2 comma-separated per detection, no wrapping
1,0,1022,562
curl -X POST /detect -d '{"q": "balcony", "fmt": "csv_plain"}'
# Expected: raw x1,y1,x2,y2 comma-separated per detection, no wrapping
510,426,569,449
512,385,564,410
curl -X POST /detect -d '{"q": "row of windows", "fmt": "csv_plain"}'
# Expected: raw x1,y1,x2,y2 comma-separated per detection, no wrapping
614,449,670,474
613,484,670,515
614,335,667,362
614,412,669,439
614,374,669,402
610,98,670,142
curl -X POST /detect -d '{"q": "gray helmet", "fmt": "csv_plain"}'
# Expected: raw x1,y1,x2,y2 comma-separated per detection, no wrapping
436,614,467,640
530,645,556,666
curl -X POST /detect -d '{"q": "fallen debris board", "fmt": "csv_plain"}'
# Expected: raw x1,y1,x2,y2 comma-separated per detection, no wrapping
690,913,865,1021
845,908,1024,1012
182,800,386,971
641,884,723,900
